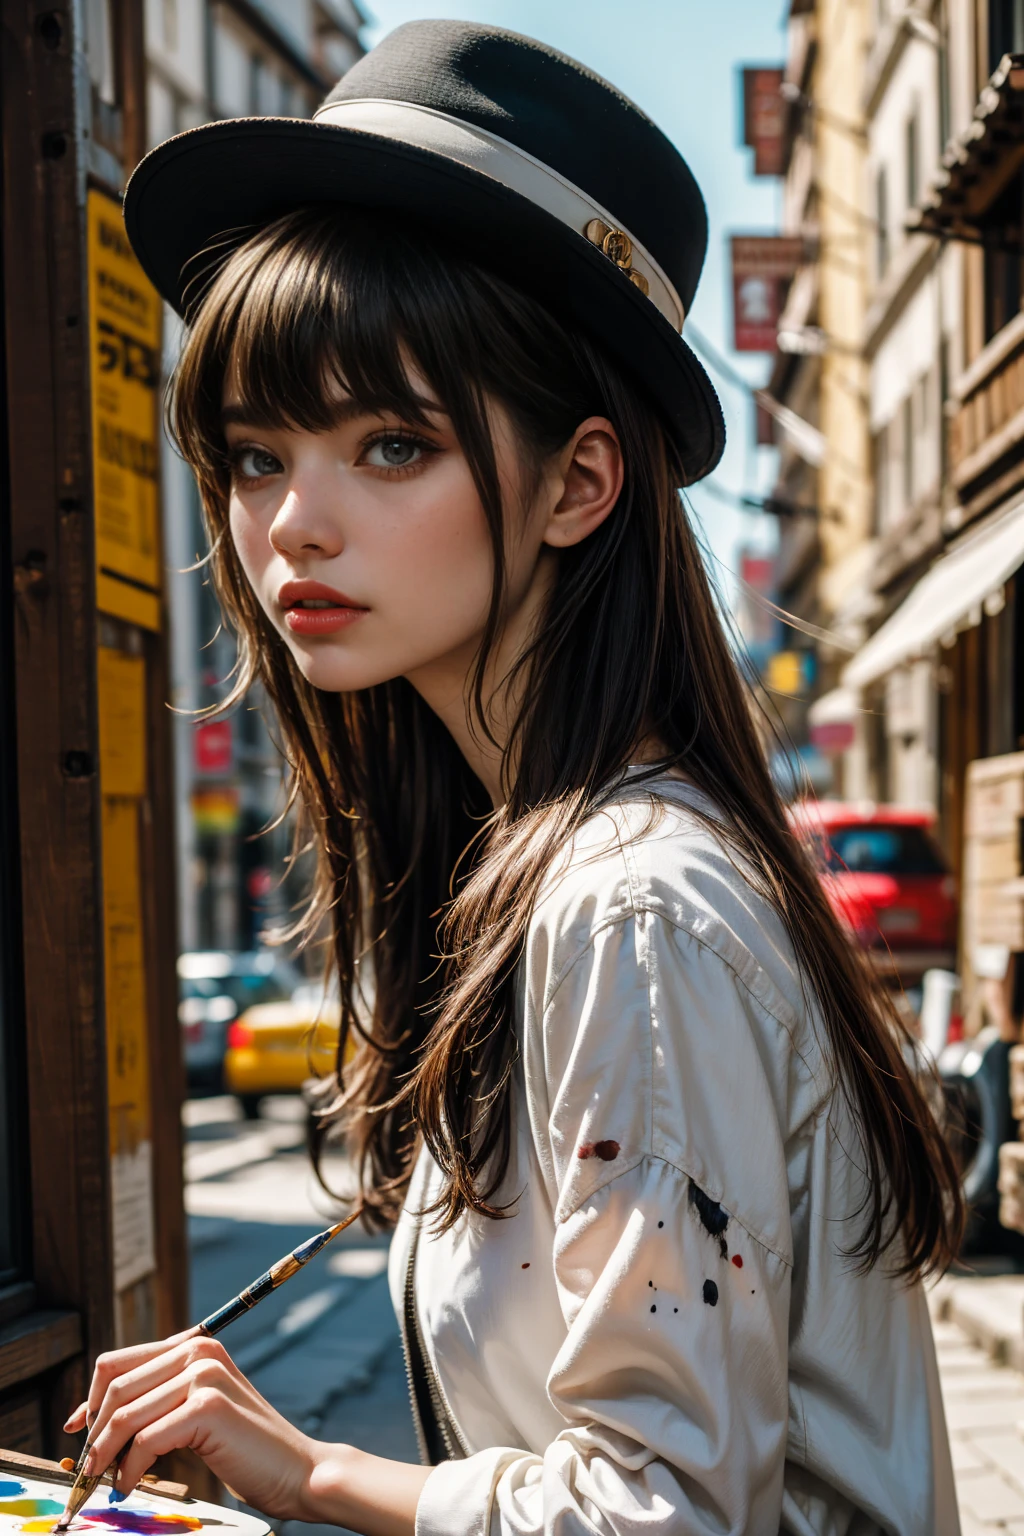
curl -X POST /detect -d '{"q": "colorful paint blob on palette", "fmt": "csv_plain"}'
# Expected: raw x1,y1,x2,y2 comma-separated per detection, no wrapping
0,1480,202,1535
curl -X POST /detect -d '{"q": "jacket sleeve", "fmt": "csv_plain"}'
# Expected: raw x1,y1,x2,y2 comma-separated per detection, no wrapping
414,911,794,1536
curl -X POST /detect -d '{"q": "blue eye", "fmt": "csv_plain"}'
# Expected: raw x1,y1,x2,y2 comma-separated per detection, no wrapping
234,446,282,480
365,437,422,469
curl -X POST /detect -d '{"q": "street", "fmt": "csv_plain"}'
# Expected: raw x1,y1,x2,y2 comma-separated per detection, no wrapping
183,1096,417,1536
186,1094,1024,1535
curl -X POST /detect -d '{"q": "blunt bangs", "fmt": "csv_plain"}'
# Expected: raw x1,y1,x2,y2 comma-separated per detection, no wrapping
172,205,596,504
177,210,470,471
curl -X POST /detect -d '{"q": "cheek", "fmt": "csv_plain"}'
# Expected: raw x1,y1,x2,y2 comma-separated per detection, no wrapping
386,482,492,618
228,498,271,592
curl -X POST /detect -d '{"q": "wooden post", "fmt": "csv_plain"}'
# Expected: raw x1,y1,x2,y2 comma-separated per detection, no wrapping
0,0,185,1454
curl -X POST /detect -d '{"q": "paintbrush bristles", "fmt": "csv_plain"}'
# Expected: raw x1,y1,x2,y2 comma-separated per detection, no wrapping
55,1471,103,1530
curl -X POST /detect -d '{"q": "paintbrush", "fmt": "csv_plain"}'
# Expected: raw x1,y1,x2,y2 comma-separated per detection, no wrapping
57,1211,363,1531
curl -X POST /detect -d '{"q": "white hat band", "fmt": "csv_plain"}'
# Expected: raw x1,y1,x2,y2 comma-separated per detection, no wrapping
312,96,685,332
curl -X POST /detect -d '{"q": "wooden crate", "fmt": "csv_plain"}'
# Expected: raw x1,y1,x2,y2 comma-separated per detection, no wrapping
963,754,1024,1020
1011,1045,1024,1122
999,1139,1024,1234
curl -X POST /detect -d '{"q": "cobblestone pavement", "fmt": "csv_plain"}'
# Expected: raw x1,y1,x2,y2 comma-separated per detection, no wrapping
931,1277,1024,1533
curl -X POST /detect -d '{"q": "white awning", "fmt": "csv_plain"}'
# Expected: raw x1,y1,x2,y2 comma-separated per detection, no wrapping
808,686,859,726
843,503,1024,689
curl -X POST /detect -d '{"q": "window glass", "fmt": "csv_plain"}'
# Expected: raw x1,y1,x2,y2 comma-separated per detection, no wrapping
906,113,918,209
875,167,889,277
990,0,1024,71
982,177,1023,341
826,824,948,875
902,393,914,510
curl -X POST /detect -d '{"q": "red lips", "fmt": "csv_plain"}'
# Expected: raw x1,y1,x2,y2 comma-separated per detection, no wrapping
278,579,368,637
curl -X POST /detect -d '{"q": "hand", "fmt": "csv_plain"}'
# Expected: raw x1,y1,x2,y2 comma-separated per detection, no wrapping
63,1332,319,1521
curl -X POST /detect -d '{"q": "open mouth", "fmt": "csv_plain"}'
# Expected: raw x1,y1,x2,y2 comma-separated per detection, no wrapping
280,585,368,635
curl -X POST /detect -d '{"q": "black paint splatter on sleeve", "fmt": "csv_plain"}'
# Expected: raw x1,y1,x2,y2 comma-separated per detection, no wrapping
689,1179,730,1260
702,1278,719,1307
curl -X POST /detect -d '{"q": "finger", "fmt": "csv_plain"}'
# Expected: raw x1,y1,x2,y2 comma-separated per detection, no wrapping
62,1402,88,1434
86,1374,195,1480
85,1328,201,1425
114,1393,228,1498
87,1331,212,1446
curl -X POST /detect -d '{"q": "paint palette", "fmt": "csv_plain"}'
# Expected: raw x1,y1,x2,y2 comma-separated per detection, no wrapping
0,1478,269,1536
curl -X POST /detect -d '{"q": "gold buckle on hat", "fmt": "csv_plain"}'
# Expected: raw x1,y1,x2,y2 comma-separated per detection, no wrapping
584,219,650,296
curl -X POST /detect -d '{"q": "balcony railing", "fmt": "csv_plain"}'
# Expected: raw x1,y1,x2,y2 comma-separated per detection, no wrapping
949,311,1024,509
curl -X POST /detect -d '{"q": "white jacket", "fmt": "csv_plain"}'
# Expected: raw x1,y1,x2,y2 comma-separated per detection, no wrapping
389,777,958,1536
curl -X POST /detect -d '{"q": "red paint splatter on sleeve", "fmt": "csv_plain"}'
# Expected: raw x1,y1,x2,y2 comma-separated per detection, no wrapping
732,1255,743,1269
577,1140,620,1161
521,1262,530,1269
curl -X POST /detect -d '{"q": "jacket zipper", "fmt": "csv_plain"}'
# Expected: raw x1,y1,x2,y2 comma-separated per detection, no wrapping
401,1220,468,1463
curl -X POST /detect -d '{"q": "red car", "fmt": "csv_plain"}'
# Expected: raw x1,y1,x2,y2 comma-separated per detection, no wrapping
788,801,958,984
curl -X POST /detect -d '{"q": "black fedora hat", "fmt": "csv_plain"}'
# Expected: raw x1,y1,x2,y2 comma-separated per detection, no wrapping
124,20,724,482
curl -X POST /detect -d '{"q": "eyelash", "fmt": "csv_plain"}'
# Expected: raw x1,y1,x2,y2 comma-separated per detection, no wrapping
226,430,440,487
228,444,283,487
358,430,439,476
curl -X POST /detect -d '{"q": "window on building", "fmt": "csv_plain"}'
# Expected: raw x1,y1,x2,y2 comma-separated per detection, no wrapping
939,0,951,148
250,55,283,115
905,112,918,210
876,166,889,278
161,0,178,51
902,393,914,512
990,0,1024,71
250,55,265,114
872,423,889,535
918,367,938,497
983,180,1024,341
84,0,116,106
211,20,249,117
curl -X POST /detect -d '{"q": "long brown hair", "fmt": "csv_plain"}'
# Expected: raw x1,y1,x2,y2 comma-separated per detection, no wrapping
172,206,963,1277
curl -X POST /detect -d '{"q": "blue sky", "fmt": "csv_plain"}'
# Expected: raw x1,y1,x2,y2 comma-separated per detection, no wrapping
361,0,787,598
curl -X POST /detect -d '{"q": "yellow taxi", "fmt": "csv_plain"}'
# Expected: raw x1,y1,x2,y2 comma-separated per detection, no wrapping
224,984,343,1118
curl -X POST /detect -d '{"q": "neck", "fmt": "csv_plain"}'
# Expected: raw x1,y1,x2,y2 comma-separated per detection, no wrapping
404,554,557,807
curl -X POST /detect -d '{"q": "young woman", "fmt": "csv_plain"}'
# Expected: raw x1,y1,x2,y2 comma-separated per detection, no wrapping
66,22,963,1536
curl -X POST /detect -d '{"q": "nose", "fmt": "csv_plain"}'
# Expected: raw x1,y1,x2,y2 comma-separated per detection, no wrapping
268,480,344,562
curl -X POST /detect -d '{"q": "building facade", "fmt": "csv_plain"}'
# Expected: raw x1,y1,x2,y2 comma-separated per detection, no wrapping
764,0,1024,1026
769,0,873,797
843,0,1024,868
146,0,365,956
852,0,962,812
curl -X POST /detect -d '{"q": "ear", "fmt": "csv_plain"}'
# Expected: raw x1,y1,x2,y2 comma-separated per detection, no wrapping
541,416,623,550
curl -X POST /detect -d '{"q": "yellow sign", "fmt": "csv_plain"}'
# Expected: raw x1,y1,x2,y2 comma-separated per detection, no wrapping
87,188,163,631
98,646,155,1291
102,794,150,1151
766,650,809,696
97,646,147,796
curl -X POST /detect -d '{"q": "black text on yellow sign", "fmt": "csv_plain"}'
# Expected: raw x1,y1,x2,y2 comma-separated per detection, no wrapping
87,187,163,631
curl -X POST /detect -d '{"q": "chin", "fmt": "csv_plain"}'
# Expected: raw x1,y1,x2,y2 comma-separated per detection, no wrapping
284,638,401,694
